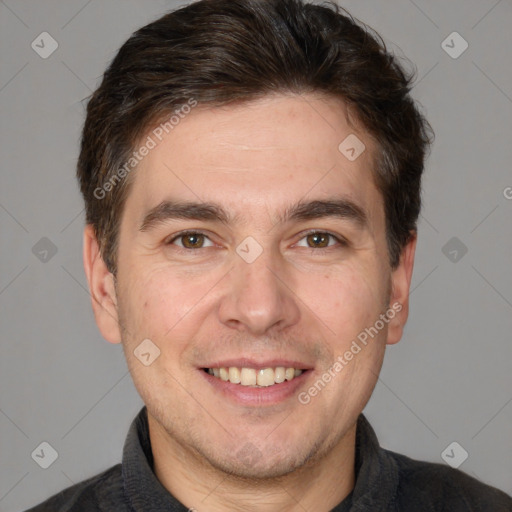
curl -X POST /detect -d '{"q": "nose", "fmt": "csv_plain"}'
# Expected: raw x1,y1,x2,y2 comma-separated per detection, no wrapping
217,246,301,336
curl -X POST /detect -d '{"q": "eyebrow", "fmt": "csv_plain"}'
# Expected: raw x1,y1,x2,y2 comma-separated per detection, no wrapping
139,197,369,232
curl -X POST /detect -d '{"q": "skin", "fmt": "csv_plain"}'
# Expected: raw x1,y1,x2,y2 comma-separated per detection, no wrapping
83,93,416,512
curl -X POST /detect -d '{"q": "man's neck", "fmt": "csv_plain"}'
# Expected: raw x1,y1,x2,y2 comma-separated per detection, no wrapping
148,416,357,512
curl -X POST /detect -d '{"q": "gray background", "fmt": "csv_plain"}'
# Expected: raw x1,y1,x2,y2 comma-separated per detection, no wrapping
1,0,511,510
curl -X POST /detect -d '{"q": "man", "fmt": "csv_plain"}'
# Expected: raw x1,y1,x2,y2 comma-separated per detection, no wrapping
27,0,512,510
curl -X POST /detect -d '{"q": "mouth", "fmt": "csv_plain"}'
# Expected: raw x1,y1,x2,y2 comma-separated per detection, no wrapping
202,366,306,387
199,360,313,406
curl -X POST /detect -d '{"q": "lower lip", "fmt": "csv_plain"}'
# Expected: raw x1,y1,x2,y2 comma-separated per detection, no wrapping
200,370,311,406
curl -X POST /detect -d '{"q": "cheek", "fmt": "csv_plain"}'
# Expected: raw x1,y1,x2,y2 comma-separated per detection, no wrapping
310,266,388,407
306,263,385,335
124,267,213,343
117,269,171,342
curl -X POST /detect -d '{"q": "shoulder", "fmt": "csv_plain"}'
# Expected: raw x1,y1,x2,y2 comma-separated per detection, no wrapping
386,449,512,511
24,464,125,512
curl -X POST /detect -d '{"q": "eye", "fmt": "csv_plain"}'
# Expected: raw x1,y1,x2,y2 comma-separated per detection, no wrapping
296,231,346,249
166,230,346,251
167,231,214,249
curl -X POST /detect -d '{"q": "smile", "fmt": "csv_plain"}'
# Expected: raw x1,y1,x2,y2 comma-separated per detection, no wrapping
204,367,304,387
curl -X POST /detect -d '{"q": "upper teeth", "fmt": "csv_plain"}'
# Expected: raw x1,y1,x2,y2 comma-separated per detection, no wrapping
208,367,303,386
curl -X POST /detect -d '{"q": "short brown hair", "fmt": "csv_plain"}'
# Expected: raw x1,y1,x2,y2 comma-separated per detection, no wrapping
77,0,433,274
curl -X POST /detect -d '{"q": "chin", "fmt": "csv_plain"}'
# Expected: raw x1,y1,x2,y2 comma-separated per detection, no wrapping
208,453,304,481
201,439,323,481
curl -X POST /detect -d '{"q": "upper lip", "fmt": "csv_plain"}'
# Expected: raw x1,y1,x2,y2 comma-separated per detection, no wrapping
200,358,314,370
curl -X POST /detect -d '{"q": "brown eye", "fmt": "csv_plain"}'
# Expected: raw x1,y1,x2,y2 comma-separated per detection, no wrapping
181,233,205,248
306,232,331,248
295,231,347,250
168,231,213,249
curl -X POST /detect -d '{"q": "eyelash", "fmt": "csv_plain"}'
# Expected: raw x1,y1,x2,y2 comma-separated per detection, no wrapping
166,230,348,251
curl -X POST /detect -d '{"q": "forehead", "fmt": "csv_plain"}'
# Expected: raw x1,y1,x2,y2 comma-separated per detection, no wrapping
125,93,383,228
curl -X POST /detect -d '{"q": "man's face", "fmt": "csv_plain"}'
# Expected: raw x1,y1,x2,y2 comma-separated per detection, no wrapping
88,93,413,478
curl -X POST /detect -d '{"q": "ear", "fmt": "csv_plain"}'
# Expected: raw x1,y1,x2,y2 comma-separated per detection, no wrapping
386,232,417,345
83,224,122,344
